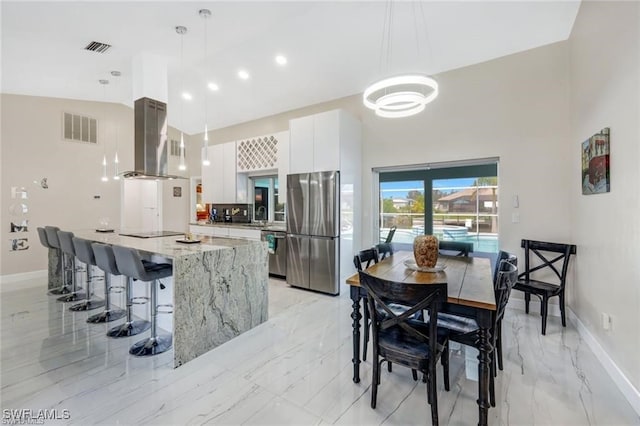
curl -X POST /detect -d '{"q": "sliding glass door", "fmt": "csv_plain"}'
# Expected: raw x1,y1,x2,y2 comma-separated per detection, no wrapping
379,163,498,253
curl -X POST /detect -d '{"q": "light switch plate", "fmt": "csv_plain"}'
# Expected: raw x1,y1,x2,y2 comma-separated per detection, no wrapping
512,212,520,223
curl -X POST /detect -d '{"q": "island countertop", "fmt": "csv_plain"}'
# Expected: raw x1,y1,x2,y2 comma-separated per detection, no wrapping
72,229,260,259
52,229,269,368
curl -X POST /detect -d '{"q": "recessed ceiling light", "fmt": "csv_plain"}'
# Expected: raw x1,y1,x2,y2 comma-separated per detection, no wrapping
182,92,192,100
208,82,219,91
275,55,287,65
238,70,250,80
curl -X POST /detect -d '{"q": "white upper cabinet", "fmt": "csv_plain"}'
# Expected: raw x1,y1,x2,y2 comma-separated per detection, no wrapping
201,141,244,204
289,115,315,174
289,109,357,174
312,110,340,172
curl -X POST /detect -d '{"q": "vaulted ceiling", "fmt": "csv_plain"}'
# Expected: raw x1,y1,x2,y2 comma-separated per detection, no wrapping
1,1,580,134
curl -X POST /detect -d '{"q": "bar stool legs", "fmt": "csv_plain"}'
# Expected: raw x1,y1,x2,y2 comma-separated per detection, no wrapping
129,279,172,356
87,272,126,323
56,254,86,302
70,263,105,311
107,277,150,337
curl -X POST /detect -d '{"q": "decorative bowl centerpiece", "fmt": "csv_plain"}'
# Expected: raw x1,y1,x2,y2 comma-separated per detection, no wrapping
413,235,439,268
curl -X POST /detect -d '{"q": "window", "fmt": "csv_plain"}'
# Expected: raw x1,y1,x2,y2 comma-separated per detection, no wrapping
249,175,284,223
379,162,498,253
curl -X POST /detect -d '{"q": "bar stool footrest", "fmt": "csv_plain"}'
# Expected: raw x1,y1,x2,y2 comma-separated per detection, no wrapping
131,296,150,305
156,304,173,314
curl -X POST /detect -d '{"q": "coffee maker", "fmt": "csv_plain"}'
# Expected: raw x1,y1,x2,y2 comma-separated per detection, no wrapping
222,208,232,222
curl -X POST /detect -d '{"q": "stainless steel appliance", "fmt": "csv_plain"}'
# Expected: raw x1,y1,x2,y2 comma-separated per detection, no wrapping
286,171,339,295
122,97,181,180
261,230,287,278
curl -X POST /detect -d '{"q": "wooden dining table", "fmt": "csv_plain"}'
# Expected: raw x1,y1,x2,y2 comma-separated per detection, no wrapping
346,251,495,426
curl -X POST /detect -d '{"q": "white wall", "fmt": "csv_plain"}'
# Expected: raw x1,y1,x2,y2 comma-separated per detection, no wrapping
0,94,193,276
568,1,640,393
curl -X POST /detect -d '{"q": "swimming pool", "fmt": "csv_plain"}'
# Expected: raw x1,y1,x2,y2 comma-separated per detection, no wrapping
382,228,499,254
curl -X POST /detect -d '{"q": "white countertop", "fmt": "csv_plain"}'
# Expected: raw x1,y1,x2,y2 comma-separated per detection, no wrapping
73,229,261,259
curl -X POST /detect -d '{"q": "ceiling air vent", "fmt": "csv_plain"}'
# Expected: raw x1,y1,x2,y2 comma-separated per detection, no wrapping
84,41,112,53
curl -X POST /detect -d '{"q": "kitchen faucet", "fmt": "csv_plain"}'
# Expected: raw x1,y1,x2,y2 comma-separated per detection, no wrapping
256,206,267,224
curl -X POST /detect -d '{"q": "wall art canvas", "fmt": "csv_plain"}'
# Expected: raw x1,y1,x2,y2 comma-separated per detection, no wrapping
173,186,182,197
582,127,610,195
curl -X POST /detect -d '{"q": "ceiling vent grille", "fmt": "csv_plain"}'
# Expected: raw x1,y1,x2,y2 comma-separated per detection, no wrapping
63,112,97,144
84,41,112,53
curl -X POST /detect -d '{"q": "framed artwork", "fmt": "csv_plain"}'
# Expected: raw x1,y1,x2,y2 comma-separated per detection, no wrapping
173,186,182,197
582,127,610,195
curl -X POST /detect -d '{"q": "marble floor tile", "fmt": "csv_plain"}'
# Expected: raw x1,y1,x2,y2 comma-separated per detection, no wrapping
1,276,638,425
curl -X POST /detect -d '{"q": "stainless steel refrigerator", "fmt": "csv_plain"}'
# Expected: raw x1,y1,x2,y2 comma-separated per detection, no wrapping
286,171,340,295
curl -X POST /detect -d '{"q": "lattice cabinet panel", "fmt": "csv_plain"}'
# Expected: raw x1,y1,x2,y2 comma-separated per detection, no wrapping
237,135,280,172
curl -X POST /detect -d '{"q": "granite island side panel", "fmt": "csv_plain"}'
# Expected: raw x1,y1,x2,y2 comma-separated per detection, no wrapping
66,231,269,368
173,241,268,367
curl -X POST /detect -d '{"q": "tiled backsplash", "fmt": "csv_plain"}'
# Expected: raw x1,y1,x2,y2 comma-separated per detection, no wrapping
208,204,251,223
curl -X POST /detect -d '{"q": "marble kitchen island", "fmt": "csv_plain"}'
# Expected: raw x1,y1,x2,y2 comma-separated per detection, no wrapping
53,230,268,368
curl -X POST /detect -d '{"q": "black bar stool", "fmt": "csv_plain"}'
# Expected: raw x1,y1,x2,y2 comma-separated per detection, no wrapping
70,237,106,312
112,246,173,356
55,230,86,302
89,243,128,324
38,227,70,296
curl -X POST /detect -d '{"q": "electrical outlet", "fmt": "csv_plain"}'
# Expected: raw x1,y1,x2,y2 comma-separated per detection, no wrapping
601,312,612,330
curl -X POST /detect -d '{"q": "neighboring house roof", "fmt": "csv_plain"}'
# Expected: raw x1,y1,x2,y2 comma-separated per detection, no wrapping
438,187,497,202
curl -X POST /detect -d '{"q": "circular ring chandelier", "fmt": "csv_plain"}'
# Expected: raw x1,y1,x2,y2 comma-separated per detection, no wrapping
363,75,439,118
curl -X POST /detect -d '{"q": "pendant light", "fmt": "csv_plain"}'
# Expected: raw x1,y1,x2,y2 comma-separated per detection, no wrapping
176,25,188,172
99,79,109,182
200,9,211,167
363,1,438,118
110,70,121,180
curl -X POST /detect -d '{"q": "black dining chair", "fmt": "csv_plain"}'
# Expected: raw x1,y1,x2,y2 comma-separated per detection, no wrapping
436,259,518,407
383,225,397,244
353,248,379,361
375,242,394,261
513,239,576,335
438,240,473,257
359,271,448,425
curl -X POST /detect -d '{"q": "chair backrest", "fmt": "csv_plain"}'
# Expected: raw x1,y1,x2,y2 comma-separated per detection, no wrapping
92,243,120,276
520,239,576,288
57,230,75,256
37,227,51,249
384,226,397,244
494,260,519,324
492,250,518,285
72,237,96,266
112,245,148,281
375,243,393,260
353,248,379,271
359,271,447,355
439,240,473,257
44,226,61,249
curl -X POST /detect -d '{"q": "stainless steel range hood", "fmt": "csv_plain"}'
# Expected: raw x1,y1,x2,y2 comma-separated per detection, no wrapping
122,97,182,180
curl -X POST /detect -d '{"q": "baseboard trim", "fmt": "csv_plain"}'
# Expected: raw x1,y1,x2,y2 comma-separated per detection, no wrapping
567,308,640,417
509,297,640,416
0,270,46,291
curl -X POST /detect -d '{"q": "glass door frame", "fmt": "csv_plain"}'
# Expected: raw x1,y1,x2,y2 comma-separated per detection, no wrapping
377,162,498,246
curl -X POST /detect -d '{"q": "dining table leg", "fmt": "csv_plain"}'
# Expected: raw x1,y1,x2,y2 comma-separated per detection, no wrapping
476,310,493,426
350,286,362,384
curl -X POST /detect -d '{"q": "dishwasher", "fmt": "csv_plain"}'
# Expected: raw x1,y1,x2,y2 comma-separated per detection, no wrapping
261,230,287,278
